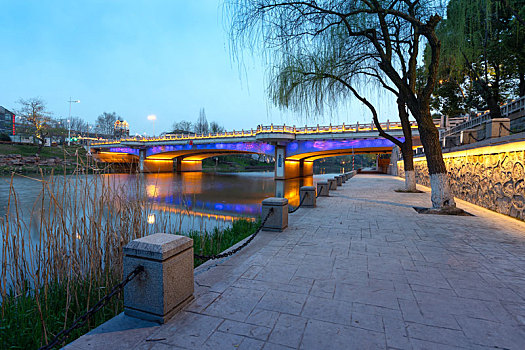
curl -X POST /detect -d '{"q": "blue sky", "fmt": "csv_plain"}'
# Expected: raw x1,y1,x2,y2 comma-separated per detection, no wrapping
0,0,396,135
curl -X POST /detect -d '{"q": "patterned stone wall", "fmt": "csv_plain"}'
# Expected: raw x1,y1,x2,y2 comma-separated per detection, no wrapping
398,144,525,220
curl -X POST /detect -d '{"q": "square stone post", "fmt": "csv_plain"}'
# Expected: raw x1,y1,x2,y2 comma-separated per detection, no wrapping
316,181,329,196
299,186,316,207
123,233,194,323
340,175,346,184
262,197,288,231
486,118,511,138
335,176,343,186
328,178,337,190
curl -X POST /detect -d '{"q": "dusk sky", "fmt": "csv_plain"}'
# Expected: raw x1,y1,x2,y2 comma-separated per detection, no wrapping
0,0,397,136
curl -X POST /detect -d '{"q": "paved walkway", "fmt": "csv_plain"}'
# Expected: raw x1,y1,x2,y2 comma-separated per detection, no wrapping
68,175,525,350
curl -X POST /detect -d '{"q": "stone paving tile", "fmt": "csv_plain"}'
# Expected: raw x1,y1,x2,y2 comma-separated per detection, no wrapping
300,319,386,349
199,330,245,349
406,322,472,348
301,295,352,325
244,308,281,329
238,337,265,350
267,313,308,348
218,319,272,341
144,312,224,349
202,286,265,322
455,315,525,349
69,175,525,349
256,289,308,315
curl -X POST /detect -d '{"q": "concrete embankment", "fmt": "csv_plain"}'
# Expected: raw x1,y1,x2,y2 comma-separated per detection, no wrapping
68,174,525,349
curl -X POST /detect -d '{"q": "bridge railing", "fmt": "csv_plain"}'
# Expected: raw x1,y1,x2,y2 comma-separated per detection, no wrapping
90,120,421,146
439,96,525,139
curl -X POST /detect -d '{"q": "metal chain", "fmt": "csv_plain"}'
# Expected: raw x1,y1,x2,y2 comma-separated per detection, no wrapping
288,192,308,214
499,122,511,135
39,265,145,350
468,133,485,142
499,122,525,135
194,207,274,262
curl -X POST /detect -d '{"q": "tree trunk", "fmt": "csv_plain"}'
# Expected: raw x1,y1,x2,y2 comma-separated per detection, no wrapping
487,93,502,119
401,144,416,191
519,72,525,97
397,97,416,192
417,109,456,208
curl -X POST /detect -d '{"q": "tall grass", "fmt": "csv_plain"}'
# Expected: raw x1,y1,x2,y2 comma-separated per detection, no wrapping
0,156,258,349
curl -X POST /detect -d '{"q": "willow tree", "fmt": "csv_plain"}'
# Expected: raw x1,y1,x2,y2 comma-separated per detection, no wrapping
268,29,419,191
437,0,525,118
228,0,455,208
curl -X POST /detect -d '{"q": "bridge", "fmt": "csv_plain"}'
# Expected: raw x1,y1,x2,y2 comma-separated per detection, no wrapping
89,121,421,179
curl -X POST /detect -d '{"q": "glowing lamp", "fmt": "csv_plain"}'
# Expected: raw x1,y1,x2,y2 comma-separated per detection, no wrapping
147,214,156,224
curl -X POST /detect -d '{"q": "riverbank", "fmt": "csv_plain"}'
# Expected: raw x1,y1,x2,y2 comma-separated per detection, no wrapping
0,143,88,175
1,202,260,349
68,174,525,349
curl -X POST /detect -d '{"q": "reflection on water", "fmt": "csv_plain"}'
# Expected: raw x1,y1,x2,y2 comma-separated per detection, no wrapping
0,171,342,235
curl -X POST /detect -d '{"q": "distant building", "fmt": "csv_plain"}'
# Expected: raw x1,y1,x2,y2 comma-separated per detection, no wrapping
0,106,16,136
114,117,130,138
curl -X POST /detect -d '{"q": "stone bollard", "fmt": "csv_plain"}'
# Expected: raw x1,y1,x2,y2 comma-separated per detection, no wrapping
299,186,316,207
123,233,194,323
344,173,350,181
335,176,343,186
316,181,329,196
328,178,337,190
341,175,346,183
262,197,288,231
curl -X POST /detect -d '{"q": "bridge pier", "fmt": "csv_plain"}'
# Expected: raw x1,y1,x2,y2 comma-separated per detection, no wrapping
139,149,146,173
175,158,203,172
275,145,313,180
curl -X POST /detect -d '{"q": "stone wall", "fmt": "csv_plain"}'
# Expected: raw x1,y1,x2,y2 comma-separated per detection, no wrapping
398,141,525,220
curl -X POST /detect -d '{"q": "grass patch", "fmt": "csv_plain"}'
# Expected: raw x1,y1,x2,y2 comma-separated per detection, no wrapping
0,218,258,349
191,219,260,267
0,167,260,348
0,144,86,159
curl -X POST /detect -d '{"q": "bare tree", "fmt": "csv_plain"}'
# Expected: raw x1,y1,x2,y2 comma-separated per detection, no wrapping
195,108,209,134
209,121,226,133
228,0,455,208
17,97,52,151
172,120,194,133
95,112,118,136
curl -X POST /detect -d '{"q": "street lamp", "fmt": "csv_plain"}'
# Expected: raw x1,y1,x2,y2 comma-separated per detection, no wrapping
147,114,157,137
68,98,80,146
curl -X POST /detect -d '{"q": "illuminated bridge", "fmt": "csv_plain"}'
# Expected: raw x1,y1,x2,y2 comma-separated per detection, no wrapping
89,122,421,179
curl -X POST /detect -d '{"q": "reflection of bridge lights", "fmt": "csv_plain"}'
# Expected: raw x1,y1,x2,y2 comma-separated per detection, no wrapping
148,214,156,224
146,185,159,198
150,204,256,222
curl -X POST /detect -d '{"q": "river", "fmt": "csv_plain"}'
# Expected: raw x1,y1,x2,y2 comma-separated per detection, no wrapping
0,168,348,236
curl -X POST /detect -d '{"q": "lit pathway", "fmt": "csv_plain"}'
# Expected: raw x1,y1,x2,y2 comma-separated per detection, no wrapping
68,174,525,350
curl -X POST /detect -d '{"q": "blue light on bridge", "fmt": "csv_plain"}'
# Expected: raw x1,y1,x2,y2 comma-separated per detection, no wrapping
109,147,140,155
145,142,275,157
286,138,403,157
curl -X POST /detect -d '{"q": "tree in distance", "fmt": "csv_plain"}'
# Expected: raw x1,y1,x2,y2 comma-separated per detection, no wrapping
209,121,226,134
95,112,118,136
171,120,194,134
16,97,52,151
227,0,455,208
195,108,209,134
